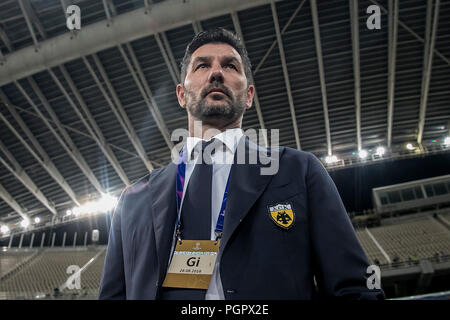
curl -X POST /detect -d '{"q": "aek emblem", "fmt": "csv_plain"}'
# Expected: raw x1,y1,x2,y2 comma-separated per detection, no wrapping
268,203,295,229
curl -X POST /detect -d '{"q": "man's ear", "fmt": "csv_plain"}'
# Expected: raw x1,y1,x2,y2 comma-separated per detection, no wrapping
176,84,186,108
245,84,255,109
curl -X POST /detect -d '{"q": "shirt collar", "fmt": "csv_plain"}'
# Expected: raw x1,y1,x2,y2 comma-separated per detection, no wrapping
185,128,244,160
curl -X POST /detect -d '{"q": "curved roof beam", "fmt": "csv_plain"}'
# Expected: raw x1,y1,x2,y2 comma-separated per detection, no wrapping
349,0,362,152
271,0,301,150
0,137,57,216
386,0,399,148
417,0,440,145
370,0,449,67
0,0,284,86
1,86,81,207
310,0,332,156
231,10,268,147
0,183,29,220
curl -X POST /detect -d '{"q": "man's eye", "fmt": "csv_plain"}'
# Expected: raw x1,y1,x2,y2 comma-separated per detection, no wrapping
196,64,207,70
226,64,237,70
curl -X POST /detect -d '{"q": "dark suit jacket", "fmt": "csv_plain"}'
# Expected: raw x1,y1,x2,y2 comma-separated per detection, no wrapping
98,137,384,300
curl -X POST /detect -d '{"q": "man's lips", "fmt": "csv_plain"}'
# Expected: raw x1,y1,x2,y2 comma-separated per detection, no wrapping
208,91,226,95
206,88,228,97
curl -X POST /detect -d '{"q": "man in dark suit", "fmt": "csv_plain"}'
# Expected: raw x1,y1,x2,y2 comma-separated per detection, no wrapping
99,28,384,300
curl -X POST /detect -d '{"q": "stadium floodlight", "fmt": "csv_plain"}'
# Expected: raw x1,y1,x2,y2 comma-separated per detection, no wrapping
20,218,30,228
0,225,9,234
358,149,368,159
325,155,338,164
80,201,96,215
444,136,450,146
97,194,118,213
69,194,118,218
375,146,386,156
72,207,81,216
66,209,73,216
34,217,40,224
406,143,415,150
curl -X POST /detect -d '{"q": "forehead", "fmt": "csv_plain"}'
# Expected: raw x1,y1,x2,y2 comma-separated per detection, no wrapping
189,43,243,64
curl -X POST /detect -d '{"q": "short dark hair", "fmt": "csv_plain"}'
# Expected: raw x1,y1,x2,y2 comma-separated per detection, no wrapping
180,27,253,86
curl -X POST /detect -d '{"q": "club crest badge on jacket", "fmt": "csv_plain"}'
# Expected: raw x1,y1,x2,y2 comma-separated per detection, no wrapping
268,203,295,229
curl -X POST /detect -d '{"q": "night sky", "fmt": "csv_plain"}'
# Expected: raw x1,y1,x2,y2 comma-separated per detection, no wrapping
329,152,450,213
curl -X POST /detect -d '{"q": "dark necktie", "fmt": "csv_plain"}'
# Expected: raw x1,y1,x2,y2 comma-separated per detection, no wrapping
160,139,222,300
180,139,216,240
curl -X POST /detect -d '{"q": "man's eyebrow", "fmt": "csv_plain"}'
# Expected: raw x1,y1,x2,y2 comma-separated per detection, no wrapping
191,56,211,66
222,56,241,66
191,56,242,67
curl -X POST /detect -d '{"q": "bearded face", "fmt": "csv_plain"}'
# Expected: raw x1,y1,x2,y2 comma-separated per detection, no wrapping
176,43,254,127
183,80,248,124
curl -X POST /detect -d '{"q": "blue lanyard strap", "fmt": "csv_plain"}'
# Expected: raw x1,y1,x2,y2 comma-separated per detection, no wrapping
175,147,230,242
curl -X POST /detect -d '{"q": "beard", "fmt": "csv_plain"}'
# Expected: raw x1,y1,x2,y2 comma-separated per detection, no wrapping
184,82,247,124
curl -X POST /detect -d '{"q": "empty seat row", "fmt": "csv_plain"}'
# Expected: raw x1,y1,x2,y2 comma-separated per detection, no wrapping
0,248,103,298
358,218,450,264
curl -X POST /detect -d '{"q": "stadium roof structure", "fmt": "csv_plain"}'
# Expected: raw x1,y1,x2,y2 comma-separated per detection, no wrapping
0,0,449,227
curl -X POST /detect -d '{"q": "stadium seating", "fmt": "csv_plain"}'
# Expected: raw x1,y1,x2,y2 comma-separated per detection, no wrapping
438,211,450,225
0,247,105,299
0,249,37,279
356,216,450,266
355,230,389,265
1,213,449,299
68,250,106,298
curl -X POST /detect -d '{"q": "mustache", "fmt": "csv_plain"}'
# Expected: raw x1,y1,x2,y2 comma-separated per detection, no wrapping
201,83,231,99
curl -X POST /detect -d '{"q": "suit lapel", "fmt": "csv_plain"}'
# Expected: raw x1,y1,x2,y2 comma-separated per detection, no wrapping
220,137,282,252
150,163,178,285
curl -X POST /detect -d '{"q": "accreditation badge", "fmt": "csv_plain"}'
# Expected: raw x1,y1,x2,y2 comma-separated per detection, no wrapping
162,240,220,289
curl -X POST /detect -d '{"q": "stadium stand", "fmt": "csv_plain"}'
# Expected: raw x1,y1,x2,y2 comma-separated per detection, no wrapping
78,250,106,290
355,230,389,265
61,248,107,298
1,175,449,300
355,213,450,269
369,216,450,264
0,249,38,279
0,246,105,299
1,211,450,299
438,212,450,225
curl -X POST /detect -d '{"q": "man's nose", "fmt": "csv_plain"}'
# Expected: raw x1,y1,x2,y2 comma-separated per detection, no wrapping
208,65,224,83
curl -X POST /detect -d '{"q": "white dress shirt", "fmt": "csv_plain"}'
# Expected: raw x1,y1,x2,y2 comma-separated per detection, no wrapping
181,128,243,300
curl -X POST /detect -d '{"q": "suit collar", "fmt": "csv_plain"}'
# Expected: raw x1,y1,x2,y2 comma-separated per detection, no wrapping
185,128,243,160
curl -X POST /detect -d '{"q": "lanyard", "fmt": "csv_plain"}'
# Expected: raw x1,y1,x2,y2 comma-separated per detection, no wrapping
175,146,231,243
